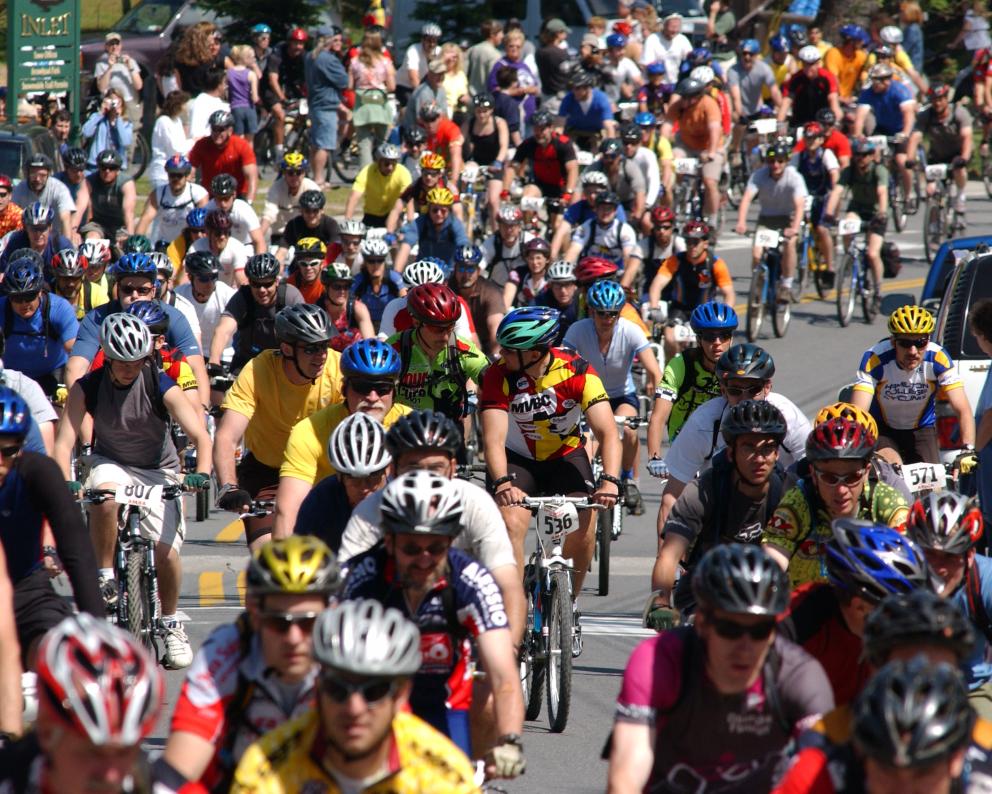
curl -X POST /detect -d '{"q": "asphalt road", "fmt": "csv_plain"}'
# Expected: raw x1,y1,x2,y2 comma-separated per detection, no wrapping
129,183,991,787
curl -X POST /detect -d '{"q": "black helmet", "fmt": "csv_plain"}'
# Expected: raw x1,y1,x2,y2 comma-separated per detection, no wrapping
852,657,974,768
208,109,234,129
599,138,623,157
244,253,280,282
619,124,641,144
403,127,427,146
26,152,54,171
210,173,237,197
677,77,705,97
595,190,621,206
4,259,45,295
788,28,808,47
721,399,787,445
815,107,837,127
275,304,335,345
863,590,976,667
531,108,554,128
692,543,790,616
716,343,775,382
96,149,123,169
472,92,495,109
385,409,462,459
570,70,595,89
64,147,87,169
299,190,326,210
183,251,221,279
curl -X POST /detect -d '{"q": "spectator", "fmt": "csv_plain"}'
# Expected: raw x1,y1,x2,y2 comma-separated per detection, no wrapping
348,26,396,168
94,32,144,128
188,110,258,203
226,45,260,141
506,17,537,60
706,0,736,55
264,27,310,162
900,1,925,71
305,30,349,190
396,23,441,107
441,43,471,125
148,90,194,190
11,154,75,241
174,21,226,96
954,0,992,52
404,60,449,133
536,19,573,116
466,20,505,97
492,66,523,145
48,109,72,167
641,12,692,83
56,149,91,233
487,29,540,124
0,177,22,238
187,67,230,140
80,90,133,175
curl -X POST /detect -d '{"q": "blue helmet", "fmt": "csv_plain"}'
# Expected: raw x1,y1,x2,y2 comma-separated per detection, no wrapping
251,23,272,36
454,245,484,267
839,24,867,43
112,253,157,279
496,307,561,350
341,339,401,379
4,259,45,295
0,386,30,440
646,61,667,76
688,47,712,65
22,202,54,228
769,34,790,52
690,301,739,332
634,111,656,127
126,300,170,334
606,33,627,48
423,255,452,278
739,38,761,54
586,280,626,312
186,208,209,230
826,519,930,605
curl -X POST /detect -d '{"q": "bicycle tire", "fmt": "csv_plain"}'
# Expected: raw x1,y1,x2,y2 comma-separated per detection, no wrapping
546,571,573,733
861,261,879,324
597,508,611,597
772,287,791,338
253,127,275,177
126,549,155,652
807,235,828,299
523,570,545,721
333,137,362,183
923,198,942,264
836,253,855,327
745,265,766,342
890,181,908,232
124,134,149,182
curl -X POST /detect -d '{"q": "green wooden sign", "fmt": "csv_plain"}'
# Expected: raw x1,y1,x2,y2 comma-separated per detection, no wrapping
6,0,81,127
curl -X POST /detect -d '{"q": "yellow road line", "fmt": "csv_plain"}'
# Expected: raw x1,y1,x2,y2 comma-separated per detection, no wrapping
199,571,225,607
236,570,246,607
216,519,245,542
733,275,926,315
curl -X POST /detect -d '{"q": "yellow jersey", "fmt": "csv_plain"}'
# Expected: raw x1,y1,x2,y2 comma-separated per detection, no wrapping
64,279,110,320
824,46,869,100
231,710,480,794
221,349,344,469
353,161,413,217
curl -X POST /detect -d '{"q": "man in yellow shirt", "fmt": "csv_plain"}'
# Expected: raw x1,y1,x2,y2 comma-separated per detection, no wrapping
824,25,870,102
274,338,410,538
215,304,343,550
343,143,413,231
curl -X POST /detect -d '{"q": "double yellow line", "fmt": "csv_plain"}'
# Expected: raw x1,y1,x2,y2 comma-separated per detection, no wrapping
732,275,926,316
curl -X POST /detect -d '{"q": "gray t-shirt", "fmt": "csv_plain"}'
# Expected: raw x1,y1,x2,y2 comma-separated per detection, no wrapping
563,317,649,398
586,159,646,208
744,164,809,218
0,365,58,426
11,177,76,220
727,60,776,117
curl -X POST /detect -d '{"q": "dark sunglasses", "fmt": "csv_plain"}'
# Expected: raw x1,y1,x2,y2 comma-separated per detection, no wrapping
0,443,23,459
456,264,479,272
298,341,330,355
99,165,120,172
260,610,319,634
118,283,155,297
9,291,40,304
250,280,277,289
724,383,763,398
167,172,186,179
595,310,619,319
766,156,789,163
27,225,50,233
894,337,929,349
364,257,386,264
686,237,707,245
709,615,776,641
814,467,867,486
349,379,395,396
321,675,397,704
423,322,456,333
429,206,451,213
655,224,674,231
0,191,10,197
398,541,449,557
698,330,733,342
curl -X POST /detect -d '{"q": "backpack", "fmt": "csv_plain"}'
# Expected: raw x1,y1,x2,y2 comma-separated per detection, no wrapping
397,328,470,419
3,292,62,343
80,362,169,425
238,283,288,360
882,241,902,278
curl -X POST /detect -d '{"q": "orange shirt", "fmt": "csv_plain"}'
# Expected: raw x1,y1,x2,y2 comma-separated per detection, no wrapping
0,203,23,238
823,47,869,101
425,118,464,166
288,271,324,304
670,94,722,152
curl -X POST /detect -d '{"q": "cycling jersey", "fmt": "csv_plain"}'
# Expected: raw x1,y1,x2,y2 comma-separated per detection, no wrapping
534,291,580,335
655,347,722,439
853,338,962,430
615,628,834,793
570,217,639,264
399,215,471,271
0,292,78,381
656,252,733,313
794,130,852,163
563,199,628,228
379,296,475,340
823,47,869,101
230,710,478,794
62,279,110,320
151,183,208,245
351,270,405,330
480,346,608,461
170,619,317,791
512,134,577,194
782,69,839,126
791,148,840,197
954,554,992,690
72,300,201,362
916,104,973,164
856,81,914,136
563,316,649,399
838,163,888,219
762,477,909,588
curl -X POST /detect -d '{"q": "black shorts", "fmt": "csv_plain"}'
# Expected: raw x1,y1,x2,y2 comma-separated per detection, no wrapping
489,446,596,496
609,393,639,412
14,569,72,663
362,213,388,228
237,452,280,498
876,423,940,465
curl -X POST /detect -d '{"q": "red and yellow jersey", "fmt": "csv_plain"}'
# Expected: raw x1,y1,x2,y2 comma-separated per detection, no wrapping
480,346,608,461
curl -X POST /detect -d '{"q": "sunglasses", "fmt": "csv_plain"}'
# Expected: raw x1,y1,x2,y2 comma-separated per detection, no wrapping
250,280,277,289
724,383,763,398
106,39,122,46
284,169,305,176
766,157,789,163
429,206,451,214
260,610,319,634
655,224,674,231
298,341,330,355
686,237,707,245
0,443,23,460
99,165,120,172
296,259,322,268
813,467,867,486
0,191,10,198
342,470,388,487
349,379,395,396
595,310,619,319
321,675,397,704
398,541,449,557
119,283,156,296
709,615,776,641
27,225,50,233
698,330,733,342
168,172,186,179
364,257,386,264
894,337,929,349
9,291,40,304
423,322,456,333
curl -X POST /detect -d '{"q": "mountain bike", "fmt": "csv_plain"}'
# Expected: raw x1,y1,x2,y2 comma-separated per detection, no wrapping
517,496,604,733
460,165,491,242
868,134,919,232
922,162,964,264
745,227,797,341
835,217,879,327
672,158,704,225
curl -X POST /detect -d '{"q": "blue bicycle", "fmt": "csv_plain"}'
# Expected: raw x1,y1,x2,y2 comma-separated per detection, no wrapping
835,218,879,327
745,226,798,340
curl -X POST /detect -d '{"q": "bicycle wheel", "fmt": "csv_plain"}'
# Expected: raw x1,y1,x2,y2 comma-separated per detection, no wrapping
836,253,856,327
332,136,362,183
890,180,908,232
861,260,879,324
522,570,545,721
923,198,943,264
126,550,155,652
124,134,149,182
545,570,573,733
597,508,611,597
772,282,791,338
254,126,275,176
745,265,766,342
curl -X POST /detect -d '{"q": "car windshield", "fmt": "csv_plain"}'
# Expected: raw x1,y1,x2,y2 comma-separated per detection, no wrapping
112,0,184,34
0,144,23,184
962,262,992,358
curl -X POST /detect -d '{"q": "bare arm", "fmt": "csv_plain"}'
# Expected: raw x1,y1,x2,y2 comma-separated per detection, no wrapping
209,316,238,364
249,226,266,254
947,387,976,447
186,353,210,413
243,164,258,204
608,722,655,793
658,476,685,526
53,383,85,477
162,732,216,787
164,387,212,474
71,180,91,235
476,628,524,739
637,346,662,395
651,531,689,599
646,398,673,459
353,300,375,341
0,543,21,736
122,180,137,233
135,188,159,236
273,476,311,538
213,409,249,489
344,190,363,219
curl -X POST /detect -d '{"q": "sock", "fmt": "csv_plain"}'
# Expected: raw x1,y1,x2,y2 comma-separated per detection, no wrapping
99,568,115,581
781,276,794,288
161,613,178,625
622,468,635,480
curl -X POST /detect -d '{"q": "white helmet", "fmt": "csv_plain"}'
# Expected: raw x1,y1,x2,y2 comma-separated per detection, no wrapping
380,470,464,537
546,259,577,283
148,251,174,279
327,412,392,476
360,238,389,258
100,313,153,362
402,259,446,287
879,25,903,44
313,599,422,677
80,238,112,265
689,66,715,85
581,170,609,187
798,45,822,64
339,219,367,238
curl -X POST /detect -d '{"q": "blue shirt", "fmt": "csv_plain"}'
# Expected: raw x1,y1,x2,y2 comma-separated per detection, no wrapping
352,270,405,330
558,89,615,133
80,111,134,174
295,475,352,553
305,50,349,111
0,231,74,270
71,300,201,363
857,80,913,136
0,294,78,379
951,554,992,689
563,198,627,227
399,215,470,267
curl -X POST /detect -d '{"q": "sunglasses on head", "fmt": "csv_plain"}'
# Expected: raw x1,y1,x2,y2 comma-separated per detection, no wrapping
813,467,867,486
0,443,23,460
724,382,763,398
894,337,929,349
321,676,397,704
119,283,155,296
698,330,733,342
398,541,449,557
9,291,40,304
349,379,395,396
260,610,319,634
709,615,776,641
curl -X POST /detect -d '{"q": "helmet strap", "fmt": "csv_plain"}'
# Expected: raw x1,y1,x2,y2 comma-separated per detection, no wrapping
288,346,317,384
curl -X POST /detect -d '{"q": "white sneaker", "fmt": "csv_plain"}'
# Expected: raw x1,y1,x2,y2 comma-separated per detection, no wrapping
161,620,193,669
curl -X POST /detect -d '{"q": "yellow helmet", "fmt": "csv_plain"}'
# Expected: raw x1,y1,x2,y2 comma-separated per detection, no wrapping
888,305,935,336
295,237,327,258
280,151,308,171
814,402,878,440
246,536,341,597
420,152,447,171
425,186,455,207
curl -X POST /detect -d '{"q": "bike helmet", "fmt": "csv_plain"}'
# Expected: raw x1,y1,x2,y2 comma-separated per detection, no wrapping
683,219,710,239
26,152,54,172
320,261,353,285
874,44,895,60
52,248,87,279
453,245,484,268
251,23,272,36
765,141,791,160
803,121,825,138
406,283,462,325
929,82,952,100
112,252,157,280
339,219,367,238
4,259,44,295
599,138,623,158
869,62,895,80
340,338,401,378
814,402,878,439
385,409,463,460
274,304,335,345
546,260,576,283
688,46,712,66
496,306,561,350
595,190,621,207
246,535,341,597
183,250,221,279
739,38,761,54
36,614,163,746
64,147,87,170
280,151,308,171
245,253,281,282
880,25,904,44
403,127,428,147
769,34,789,52
205,210,233,232
690,301,738,332
826,519,930,604
806,417,876,462
497,205,523,225
419,152,446,171
360,238,389,259
531,108,554,128
100,312,153,362
839,24,865,42
570,70,595,89
380,470,464,537
620,124,641,144
421,22,442,37
0,386,30,439
524,237,551,256
328,412,392,476
716,343,775,382
5,250,42,272
425,187,454,207
22,202,54,227
721,399,788,444
650,205,676,227
403,259,446,287
852,137,876,155
164,154,191,174
692,543,790,616
126,300,169,335
288,27,309,42
299,190,326,211
208,109,234,129
689,66,715,85
606,32,627,48
149,251,173,279
634,111,657,127
472,93,496,110
186,207,209,230
123,234,152,254
417,101,442,122
587,280,626,311
852,657,974,768
295,237,327,261
888,305,935,336
574,256,618,285
789,28,809,48
210,173,237,197
798,45,822,63
863,589,976,667
80,238,111,265
906,492,984,555
646,61,667,76
582,170,610,188
375,142,400,161
816,108,837,127
96,149,123,170
313,599,421,677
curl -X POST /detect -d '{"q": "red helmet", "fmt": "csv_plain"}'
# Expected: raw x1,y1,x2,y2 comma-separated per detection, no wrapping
651,206,675,227
574,256,618,285
289,27,309,41
684,219,710,239
407,283,463,325
803,121,824,138
613,21,633,36
806,417,877,463
205,209,233,232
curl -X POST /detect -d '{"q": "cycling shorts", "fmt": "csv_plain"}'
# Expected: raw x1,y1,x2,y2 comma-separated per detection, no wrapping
876,423,940,465
237,452,280,499
14,569,72,664
756,214,793,232
528,180,565,199
609,393,639,412
491,446,595,496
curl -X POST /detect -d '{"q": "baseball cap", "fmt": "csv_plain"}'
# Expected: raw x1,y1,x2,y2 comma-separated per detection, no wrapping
582,33,601,49
428,59,447,74
105,31,122,42
546,18,571,34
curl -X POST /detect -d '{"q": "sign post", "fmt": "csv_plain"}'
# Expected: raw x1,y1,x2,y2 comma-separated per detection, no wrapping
5,0,81,128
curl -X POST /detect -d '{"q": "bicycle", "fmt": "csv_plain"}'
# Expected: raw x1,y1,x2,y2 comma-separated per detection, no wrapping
867,134,919,232
672,157,704,225
460,165,491,242
745,226,796,341
253,99,309,178
922,162,964,264
835,217,879,327
516,496,604,733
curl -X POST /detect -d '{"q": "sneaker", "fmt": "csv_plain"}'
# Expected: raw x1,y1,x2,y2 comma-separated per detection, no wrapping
571,606,583,659
820,270,836,289
161,620,193,669
625,480,645,516
99,576,118,612
776,282,794,304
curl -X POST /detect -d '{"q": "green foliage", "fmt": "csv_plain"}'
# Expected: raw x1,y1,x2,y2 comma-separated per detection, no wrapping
198,0,323,43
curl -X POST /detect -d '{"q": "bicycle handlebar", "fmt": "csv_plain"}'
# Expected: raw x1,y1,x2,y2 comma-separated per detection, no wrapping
515,497,607,512
81,484,185,504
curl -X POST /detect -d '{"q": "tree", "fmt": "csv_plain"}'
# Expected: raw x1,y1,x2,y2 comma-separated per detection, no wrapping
198,0,323,44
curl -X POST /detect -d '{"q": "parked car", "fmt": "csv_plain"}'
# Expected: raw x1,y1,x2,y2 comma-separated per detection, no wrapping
920,235,992,307
0,125,60,184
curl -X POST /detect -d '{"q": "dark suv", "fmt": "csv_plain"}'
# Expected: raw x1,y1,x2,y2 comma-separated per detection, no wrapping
0,125,60,183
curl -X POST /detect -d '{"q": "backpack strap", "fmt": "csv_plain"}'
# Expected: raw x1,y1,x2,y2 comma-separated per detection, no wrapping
83,280,93,312
967,563,992,646
398,328,416,379
141,363,170,423
276,282,288,311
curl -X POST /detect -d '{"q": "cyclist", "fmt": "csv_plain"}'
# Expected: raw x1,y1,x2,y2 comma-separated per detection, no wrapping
550,171,628,259
9,153,74,241
502,108,579,215
415,101,465,188
318,261,375,352
164,207,209,275
175,250,237,364
0,203,72,270
621,126,662,216
768,33,798,86
230,599,479,792
55,313,211,669
573,255,650,332
351,237,406,332
400,127,427,182
0,329,59,452
150,251,202,342
460,92,509,231
204,173,266,254
275,190,341,263
564,191,642,289
134,155,209,249
646,400,790,630
791,121,841,285
646,219,734,360
389,152,454,231
379,259,476,342
850,305,974,466
556,70,617,149
586,138,648,226
393,187,470,273
481,204,527,287
535,259,581,337
666,76,725,227
0,541,18,736
504,237,551,308
779,46,842,128
85,149,137,236
824,24,870,104
822,137,889,302
344,142,412,230
188,109,257,204
0,614,162,794
283,237,326,304
852,63,917,202
450,245,506,357
609,544,834,793
635,112,676,209
564,280,661,514
274,339,411,537
340,471,524,770
762,417,909,588
208,253,305,376
259,152,320,247
323,218,366,274
481,307,622,633
157,536,341,793
799,107,853,168
908,82,973,226
214,304,342,551
728,40,781,155
188,209,250,287
735,141,810,302
641,210,687,309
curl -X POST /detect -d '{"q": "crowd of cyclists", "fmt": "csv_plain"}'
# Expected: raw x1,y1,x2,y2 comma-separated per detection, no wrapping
3,4,992,792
